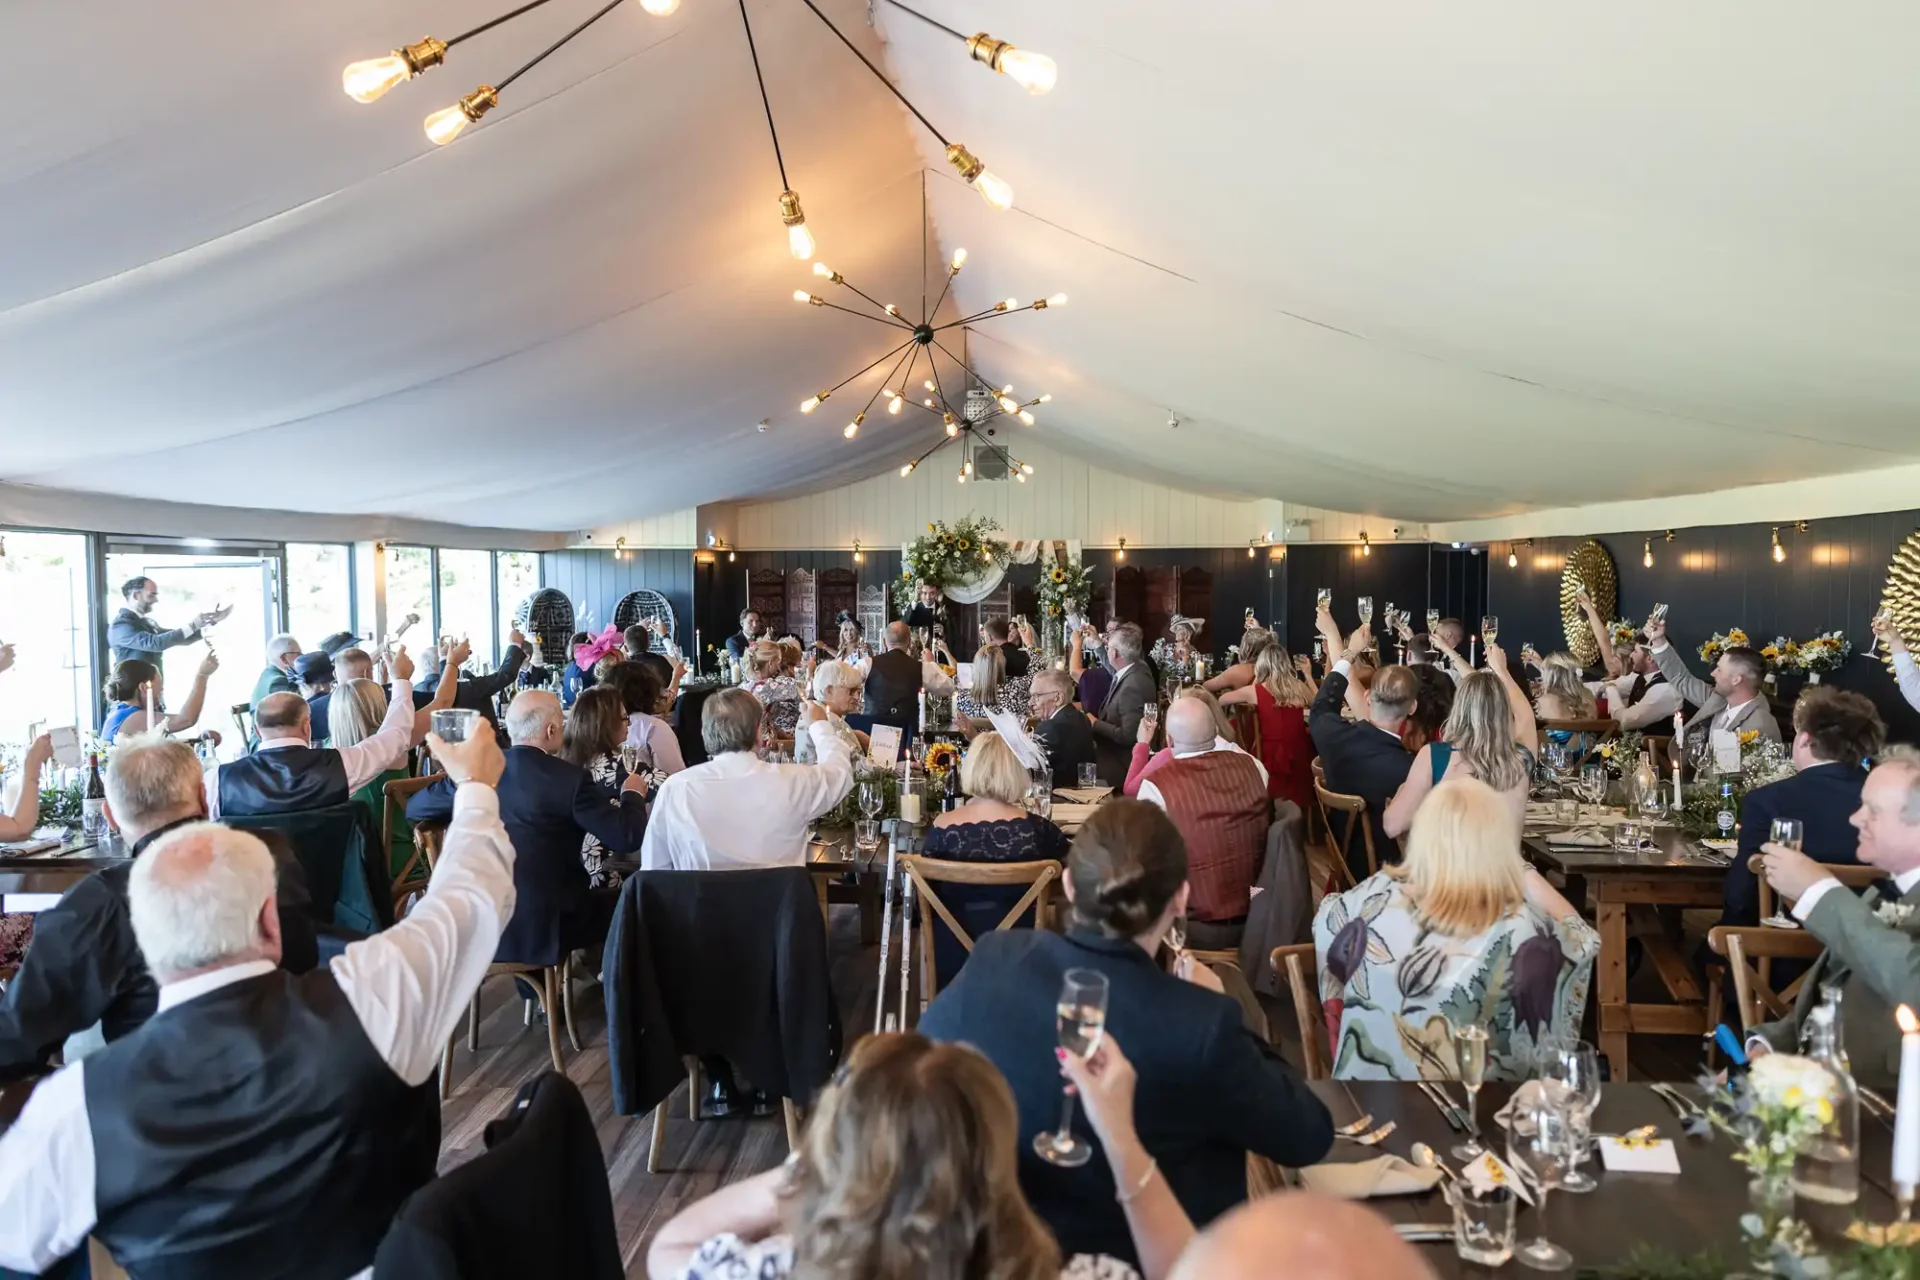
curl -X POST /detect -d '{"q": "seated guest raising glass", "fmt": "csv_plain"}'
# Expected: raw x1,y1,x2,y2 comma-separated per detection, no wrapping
744,639,803,735
1401,664,1455,754
101,651,220,746
607,660,686,777
559,629,594,707
560,685,643,890
1316,776,1597,1081
0,729,515,1278
640,689,853,871
1309,608,1416,878
796,659,867,764
0,735,319,1079
1384,649,1538,841
649,1031,1191,1280
1574,591,1684,730
1534,655,1596,723
1067,623,1114,715
919,800,1334,1266
404,627,529,730
982,615,1033,679
1643,611,1781,758
860,621,956,729
1217,644,1314,810
408,691,646,968
958,642,1035,725
1202,628,1276,697
1030,668,1097,789
1720,687,1884,929
328,671,457,879
1872,611,1920,713
1134,698,1270,952
923,732,1072,986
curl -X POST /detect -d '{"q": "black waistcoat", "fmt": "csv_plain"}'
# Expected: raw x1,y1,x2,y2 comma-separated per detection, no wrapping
83,969,439,1280
218,746,350,816
863,649,924,722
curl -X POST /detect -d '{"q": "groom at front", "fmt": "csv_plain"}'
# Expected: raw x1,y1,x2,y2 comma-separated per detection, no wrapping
1748,748,1920,1089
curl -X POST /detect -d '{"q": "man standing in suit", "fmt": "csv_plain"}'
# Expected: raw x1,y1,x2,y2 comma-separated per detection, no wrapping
1749,749,1920,1089
1087,623,1157,786
1030,669,1095,788
406,629,528,729
1723,688,1884,927
1643,613,1781,762
107,576,231,667
860,621,955,728
408,691,647,968
1309,607,1416,880
724,609,765,662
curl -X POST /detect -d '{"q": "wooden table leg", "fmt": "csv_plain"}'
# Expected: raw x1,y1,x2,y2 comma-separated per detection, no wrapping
1597,897,1631,1081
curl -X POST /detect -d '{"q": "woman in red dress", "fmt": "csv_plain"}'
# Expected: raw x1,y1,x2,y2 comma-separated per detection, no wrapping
1219,645,1315,812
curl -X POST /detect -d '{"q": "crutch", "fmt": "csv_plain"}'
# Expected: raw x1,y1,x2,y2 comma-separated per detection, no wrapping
897,870,916,1029
873,839,899,1032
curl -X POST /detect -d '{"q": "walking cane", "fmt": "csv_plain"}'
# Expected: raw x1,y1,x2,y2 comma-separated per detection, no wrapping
898,870,916,1029
873,838,899,1033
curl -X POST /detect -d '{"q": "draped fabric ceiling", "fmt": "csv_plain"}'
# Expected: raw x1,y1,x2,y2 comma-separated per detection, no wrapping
4,1,1918,533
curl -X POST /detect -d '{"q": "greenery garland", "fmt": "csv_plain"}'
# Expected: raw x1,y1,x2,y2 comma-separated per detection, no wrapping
893,516,1011,613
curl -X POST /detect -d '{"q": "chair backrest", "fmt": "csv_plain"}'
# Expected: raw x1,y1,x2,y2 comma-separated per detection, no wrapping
230,703,255,748
385,774,446,916
1707,925,1825,1032
901,856,1061,1012
1313,782,1372,888
226,803,392,934
1269,943,1329,1080
1757,862,1883,925
1539,718,1618,769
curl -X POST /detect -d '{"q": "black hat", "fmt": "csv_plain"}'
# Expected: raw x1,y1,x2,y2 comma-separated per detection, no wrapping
318,631,359,657
294,652,336,685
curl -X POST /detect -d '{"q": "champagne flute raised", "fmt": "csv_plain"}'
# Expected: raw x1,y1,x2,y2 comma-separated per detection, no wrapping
1357,596,1374,627
1481,614,1500,645
1033,968,1110,1168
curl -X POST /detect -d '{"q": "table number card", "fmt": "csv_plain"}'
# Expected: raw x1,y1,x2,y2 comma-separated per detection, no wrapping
1597,1136,1681,1174
867,724,902,767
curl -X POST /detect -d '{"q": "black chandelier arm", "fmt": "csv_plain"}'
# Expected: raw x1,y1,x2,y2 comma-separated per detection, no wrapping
925,344,952,408
816,298,914,330
830,277,904,323
737,0,791,190
895,342,921,402
935,302,1037,332
821,336,917,397
447,0,560,48
861,343,918,419
874,0,968,44
793,0,951,147
906,431,956,471
930,336,1000,397
925,266,958,328
495,0,627,92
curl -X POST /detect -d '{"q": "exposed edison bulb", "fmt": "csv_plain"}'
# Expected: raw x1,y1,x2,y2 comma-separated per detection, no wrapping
1018,410,1036,426
973,168,1015,212
885,303,901,316
944,414,959,437
1001,383,1014,393
1508,550,1518,568
812,261,835,279
1643,538,1654,569
424,104,472,146
343,56,412,103
996,47,1058,95
792,290,813,304
888,395,903,415
957,466,968,484
787,221,816,261
1020,462,1034,474
1015,471,1027,483
1772,529,1786,562
900,463,914,477
1038,393,1053,403
923,398,934,407
1047,293,1068,307
843,412,865,439
640,0,680,14
951,248,968,271
997,395,1020,414
923,380,936,391
800,395,821,413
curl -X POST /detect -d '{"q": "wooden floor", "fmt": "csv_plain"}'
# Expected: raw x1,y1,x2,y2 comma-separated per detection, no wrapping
438,850,1717,1276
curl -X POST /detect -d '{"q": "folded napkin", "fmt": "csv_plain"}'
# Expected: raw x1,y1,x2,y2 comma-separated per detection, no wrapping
1049,803,1099,832
1546,827,1611,848
1299,1155,1443,1200
1054,786,1113,804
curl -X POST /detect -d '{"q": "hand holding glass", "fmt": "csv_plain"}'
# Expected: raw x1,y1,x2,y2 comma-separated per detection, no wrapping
431,708,482,743
1035,969,1110,1168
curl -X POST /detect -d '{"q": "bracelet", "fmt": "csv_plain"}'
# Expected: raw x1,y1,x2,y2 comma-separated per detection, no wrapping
1116,1158,1159,1204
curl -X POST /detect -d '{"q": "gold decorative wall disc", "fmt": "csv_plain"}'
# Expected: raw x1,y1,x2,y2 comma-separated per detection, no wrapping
1559,540,1617,665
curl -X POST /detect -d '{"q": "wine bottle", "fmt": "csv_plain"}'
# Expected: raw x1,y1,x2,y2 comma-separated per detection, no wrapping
942,762,962,812
83,753,106,841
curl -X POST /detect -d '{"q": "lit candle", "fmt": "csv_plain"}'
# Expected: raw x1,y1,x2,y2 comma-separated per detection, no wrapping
1469,636,1478,667
145,681,156,727
1895,1005,1920,1199
1193,655,1204,683
1673,710,1686,812
898,789,921,825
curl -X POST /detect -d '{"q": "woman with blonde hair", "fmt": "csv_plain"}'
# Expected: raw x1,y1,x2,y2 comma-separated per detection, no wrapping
329,677,421,876
1314,777,1597,1081
1382,643,1538,839
957,642,1033,724
649,1032,1185,1280
1201,628,1277,696
1218,644,1315,809
744,639,801,734
1535,654,1597,722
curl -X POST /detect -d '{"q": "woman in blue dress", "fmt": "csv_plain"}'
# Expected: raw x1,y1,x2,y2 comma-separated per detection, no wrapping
100,652,221,746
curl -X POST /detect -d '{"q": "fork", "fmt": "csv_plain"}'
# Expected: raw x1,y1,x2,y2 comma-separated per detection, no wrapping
1335,1121,1398,1146
1649,1082,1706,1124
1336,1113,1378,1137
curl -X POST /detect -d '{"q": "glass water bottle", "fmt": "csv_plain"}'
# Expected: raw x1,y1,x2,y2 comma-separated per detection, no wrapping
1792,985,1860,1209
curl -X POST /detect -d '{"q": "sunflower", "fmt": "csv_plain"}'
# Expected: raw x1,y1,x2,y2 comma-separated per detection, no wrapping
957,538,971,551
927,523,936,533
924,742,960,772
1050,567,1067,583
1048,604,1061,616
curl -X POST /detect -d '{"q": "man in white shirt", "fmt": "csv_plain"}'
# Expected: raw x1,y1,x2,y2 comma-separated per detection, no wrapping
1573,593,1684,730
1872,613,1920,712
640,688,854,871
1746,749,1920,1087
0,727,517,1278
1643,614,1780,760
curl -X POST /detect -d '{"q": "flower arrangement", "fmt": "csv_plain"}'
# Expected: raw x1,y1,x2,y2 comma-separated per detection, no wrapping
1699,627,1751,664
1608,618,1639,648
1595,730,1646,779
923,741,961,774
1676,738,1794,836
893,517,1010,612
1796,630,1852,677
1036,556,1093,621
1761,636,1802,674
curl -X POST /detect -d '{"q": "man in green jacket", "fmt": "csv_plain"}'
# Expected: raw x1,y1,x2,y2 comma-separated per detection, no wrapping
1751,747,1920,1089
250,633,302,709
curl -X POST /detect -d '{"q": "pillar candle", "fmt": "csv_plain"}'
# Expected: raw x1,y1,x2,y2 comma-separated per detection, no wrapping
1673,710,1686,811
1469,637,1477,667
1895,1005,1920,1191
145,682,156,726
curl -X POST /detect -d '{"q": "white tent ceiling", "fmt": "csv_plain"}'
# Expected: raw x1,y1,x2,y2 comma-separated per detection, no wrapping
4,1,1918,532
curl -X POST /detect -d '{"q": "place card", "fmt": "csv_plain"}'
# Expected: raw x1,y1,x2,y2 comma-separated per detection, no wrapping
1461,1151,1534,1205
1597,1136,1681,1174
47,726,81,769
867,725,901,767
955,665,974,691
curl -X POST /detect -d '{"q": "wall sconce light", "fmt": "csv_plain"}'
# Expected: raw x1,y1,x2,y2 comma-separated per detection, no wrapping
1772,527,1786,563
1359,531,1371,557
852,540,863,563
1642,537,1652,569
1507,537,1534,569
1116,537,1127,562
614,536,628,562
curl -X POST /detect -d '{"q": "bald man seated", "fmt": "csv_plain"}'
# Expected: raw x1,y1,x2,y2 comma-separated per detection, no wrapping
407,691,648,968
1169,1193,1438,1280
0,728,519,1279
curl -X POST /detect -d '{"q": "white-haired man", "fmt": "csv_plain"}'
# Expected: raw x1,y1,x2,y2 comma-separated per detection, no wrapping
407,690,647,968
211,645,419,818
250,632,301,710
0,736,318,1078
0,729,516,1278
641,688,853,872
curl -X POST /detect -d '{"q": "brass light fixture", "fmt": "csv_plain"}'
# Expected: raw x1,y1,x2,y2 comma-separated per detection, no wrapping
1642,536,1653,569
852,540,863,563
1508,537,1533,569
1772,526,1786,563
1359,531,1371,557
614,535,629,561
1117,537,1127,562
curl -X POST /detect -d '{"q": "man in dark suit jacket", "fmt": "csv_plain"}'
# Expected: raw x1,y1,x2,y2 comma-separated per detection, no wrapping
723,609,765,662
1087,623,1157,786
1309,612,1416,880
407,691,647,967
918,802,1333,1265
0,737,317,1078
1029,669,1096,789
408,630,529,728
1724,687,1884,927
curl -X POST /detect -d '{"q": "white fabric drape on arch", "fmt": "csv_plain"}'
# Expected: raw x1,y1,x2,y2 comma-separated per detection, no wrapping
903,539,1083,605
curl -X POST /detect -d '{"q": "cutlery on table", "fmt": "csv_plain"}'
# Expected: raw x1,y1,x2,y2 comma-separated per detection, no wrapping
1335,1121,1398,1146
1391,1224,1456,1243
1409,1142,1460,1185
1649,1082,1707,1125
1336,1113,1378,1137
1417,1081,1469,1132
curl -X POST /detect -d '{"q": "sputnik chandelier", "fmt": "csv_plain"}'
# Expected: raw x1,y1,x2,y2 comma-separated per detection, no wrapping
793,199,1063,483
342,0,1054,260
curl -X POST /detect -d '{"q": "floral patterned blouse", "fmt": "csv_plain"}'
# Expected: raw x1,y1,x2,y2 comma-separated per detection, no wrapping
677,1234,1138,1280
747,676,802,734
957,672,1034,721
1312,871,1599,1082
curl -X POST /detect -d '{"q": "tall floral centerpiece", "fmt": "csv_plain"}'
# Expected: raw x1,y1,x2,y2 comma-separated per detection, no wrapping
1694,1055,1847,1274
1036,555,1093,656
894,516,1011,614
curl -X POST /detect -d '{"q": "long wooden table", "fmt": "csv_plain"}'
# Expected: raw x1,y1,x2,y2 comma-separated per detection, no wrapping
0,832,126,901
1522,821,1727,1081
1312,1080,1904,1274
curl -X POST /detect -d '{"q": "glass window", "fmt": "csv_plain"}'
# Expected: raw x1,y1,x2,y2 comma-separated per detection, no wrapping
384,546,434,646
285,543,353,651
437,549,493,670
495,552,542,655
0,531,96,749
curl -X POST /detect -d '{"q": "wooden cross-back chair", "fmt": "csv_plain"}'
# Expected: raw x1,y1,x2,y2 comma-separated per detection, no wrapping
1268,943,1330,1080
1706,926,1825,1034
1757,863,1884,930
900,856,1061,1012
384,774,445,919
230,703,255,746
1538,718,1619,770
1313,783,1374,893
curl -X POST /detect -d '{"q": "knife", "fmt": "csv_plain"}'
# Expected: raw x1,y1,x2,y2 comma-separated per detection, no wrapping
1417,1082,1468,1133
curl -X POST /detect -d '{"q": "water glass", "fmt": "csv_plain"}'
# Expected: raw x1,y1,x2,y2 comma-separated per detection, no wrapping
1035,969,1110,1168
430,708,482,743
1508,1100,1578,1271
1554,797,1579,828
1452,1184,1517,1267
854,819,881,852
1078,762,1100,789
1611,819,1640,854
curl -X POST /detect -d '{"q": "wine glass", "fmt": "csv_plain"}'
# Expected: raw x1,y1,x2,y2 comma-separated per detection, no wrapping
1450,1021,1491,1162
858,778,885,822
1034,968,1111,1167
1769,816,1804,853
1316,587,1332,611
1538,1042,1602,1194
1578,763,1608,819
1482,614,1500,644
1357,596,1374,627
1427,607,1442,635
1508,1099,1578,1270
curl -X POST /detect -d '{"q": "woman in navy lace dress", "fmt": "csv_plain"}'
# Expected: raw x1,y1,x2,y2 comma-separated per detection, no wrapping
922,732,1069,988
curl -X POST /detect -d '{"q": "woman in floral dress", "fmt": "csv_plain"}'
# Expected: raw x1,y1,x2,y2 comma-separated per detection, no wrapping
743,640,802,735
1314,776,1598,1082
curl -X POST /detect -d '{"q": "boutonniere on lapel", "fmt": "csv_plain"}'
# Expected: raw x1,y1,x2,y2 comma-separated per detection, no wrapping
1874,900,1916,927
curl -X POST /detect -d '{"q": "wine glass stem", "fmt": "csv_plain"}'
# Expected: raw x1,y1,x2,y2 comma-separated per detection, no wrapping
1055,1088,1078,1148
1534,1186,1552,1249
1465,1086,1480,1146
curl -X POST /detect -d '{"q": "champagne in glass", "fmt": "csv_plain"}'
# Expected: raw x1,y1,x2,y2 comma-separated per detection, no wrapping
1450,1022,1492,1162
1873,605,1895,654
1481,614,1500,644
1035,969,1111,1168
1357,596,1374,626
1769,817,1804,852
1427,607,1442,635
1509,1101,1577,1270
1316,587,1332,611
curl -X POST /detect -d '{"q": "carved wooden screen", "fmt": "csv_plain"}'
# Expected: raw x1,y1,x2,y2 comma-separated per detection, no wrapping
857,585,888,644
787,569,817,643
818,569,858,636
747,569,787,638
1178,567,1213,647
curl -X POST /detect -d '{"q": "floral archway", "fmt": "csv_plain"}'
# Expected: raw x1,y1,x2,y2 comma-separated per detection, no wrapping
896,517,1091,651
